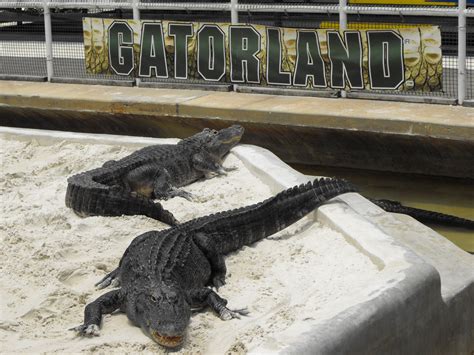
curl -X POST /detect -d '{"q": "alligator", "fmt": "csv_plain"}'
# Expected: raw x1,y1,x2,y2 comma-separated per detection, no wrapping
71,177,358,348
369,198,474,229
65,125,244,226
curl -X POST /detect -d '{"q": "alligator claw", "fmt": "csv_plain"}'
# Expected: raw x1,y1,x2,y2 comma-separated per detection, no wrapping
95,269,120,290
95,277,112,290
70,324,100,337
180,191,197,202
216,168,228,176
212,276,226,290
219,307,249,320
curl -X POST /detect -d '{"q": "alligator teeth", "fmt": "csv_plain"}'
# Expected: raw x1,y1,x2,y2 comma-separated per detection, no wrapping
151,330,183,348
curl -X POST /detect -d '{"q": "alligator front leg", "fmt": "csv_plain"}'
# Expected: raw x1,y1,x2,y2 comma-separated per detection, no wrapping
70,289,123,336
194,232,227,289
188,288,249,320
192,152,231,178
151,168,195,201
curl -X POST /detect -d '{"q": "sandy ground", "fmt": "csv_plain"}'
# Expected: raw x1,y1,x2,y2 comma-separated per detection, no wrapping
0,134,378,354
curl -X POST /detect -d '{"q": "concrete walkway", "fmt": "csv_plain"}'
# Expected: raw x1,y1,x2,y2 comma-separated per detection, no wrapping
1,80,473,177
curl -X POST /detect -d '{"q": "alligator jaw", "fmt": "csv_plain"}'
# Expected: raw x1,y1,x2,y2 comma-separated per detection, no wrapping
150,329,184,348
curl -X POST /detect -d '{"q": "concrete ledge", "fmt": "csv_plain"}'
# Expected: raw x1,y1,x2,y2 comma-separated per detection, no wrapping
2,126,473,353
1,81,473,178
235,143,474,354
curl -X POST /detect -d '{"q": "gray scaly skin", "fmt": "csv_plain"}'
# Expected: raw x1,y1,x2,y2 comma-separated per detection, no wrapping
65,125,244,225
71,177,357,348
370,198,474,229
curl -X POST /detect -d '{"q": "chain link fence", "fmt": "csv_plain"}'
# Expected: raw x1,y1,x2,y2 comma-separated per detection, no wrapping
0,1,472,104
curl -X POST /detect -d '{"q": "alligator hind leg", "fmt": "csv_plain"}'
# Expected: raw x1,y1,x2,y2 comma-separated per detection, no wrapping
70,289,123,336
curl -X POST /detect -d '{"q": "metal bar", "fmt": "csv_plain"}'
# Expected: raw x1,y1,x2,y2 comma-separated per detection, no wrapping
344,5,459,17
133,0,141,88
138,2,231,11
45,2,133,9
231,0,239,25
43,0,54,82
1,2,460,16
339,0,347,99
237,5,339,14
132,0,140,21
237,4,458,17
458,0,467,105
231,0,239,93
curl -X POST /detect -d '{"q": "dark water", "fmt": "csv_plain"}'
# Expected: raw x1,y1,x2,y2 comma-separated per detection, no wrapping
292,164,474,253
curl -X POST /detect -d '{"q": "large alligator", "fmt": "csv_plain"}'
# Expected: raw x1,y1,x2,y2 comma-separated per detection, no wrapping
65,125,244,226
71,177,358,348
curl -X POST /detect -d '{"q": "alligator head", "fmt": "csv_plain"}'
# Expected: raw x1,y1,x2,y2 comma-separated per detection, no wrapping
134,284,191,348
204,124,245,158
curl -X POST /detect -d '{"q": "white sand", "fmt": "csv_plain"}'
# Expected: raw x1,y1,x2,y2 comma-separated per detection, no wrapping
0,134,378,353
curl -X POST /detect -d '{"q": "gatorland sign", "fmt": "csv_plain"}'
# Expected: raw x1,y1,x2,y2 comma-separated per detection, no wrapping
83,18,442,91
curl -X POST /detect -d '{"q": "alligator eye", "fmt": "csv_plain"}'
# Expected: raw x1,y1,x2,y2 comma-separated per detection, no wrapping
212,130,218,135
151,295,159,303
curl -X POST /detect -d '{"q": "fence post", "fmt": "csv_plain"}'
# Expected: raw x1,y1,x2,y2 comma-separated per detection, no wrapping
231,0,239,92
458,0,466,105
133,0,140,86
132,0,140,21
231,0,239,25
339,0,347,98
43,0,54,81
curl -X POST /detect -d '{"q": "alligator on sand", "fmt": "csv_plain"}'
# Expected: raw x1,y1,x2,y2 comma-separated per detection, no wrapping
70,176,473,348
71,177,358,348
65,125,244,226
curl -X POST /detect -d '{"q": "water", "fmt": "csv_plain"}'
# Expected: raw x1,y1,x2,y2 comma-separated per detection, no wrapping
293,164,474,253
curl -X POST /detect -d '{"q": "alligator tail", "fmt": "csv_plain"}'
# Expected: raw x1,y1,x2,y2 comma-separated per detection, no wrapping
371,199,474,230
65,173,178,226
202,177,357,254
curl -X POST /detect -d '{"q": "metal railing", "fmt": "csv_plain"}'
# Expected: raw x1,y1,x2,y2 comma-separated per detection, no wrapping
0,0,472,105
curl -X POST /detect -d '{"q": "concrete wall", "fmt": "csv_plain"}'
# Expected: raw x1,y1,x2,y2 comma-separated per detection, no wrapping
1,81,474,178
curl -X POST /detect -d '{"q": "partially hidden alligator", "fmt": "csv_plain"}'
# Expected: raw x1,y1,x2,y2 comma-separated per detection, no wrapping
71,177,358,348
369,198,474,229
65,125,244,226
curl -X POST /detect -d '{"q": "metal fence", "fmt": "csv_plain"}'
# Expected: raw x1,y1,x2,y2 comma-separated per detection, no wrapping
0,1,472,105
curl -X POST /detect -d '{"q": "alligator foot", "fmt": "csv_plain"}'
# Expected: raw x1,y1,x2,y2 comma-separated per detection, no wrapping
172,189,196,202
203,290,250,320
219,307,249,320
70,324,100,337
